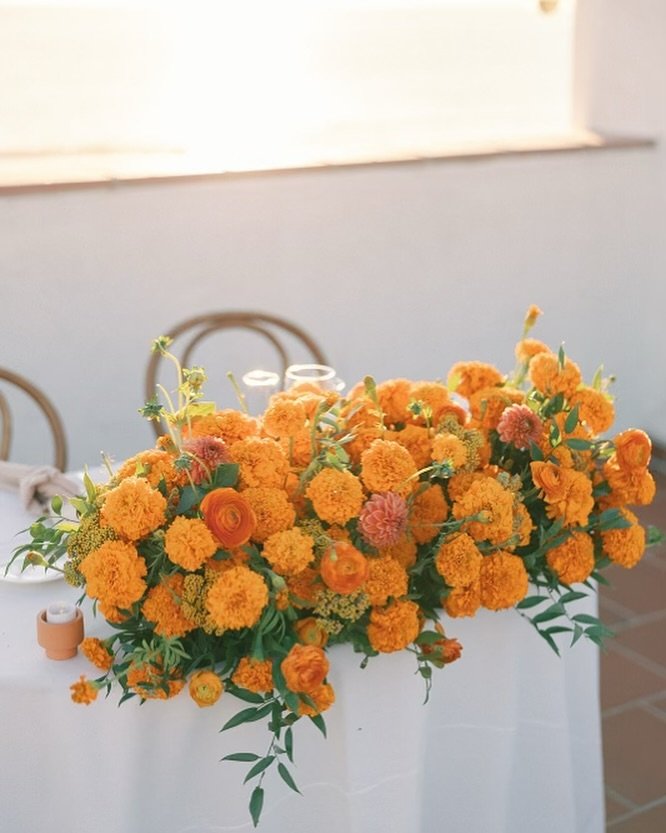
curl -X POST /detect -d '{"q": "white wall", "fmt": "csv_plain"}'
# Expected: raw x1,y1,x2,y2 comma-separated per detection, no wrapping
1,0,664,471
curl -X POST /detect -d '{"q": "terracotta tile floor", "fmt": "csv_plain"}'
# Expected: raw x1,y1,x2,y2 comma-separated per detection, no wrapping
600,470,666,831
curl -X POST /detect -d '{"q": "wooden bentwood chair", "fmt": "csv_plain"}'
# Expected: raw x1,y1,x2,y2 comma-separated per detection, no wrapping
145,311,329,438
0,368,68,471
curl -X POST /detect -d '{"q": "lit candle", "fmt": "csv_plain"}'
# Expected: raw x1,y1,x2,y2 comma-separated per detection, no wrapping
45,601,77,624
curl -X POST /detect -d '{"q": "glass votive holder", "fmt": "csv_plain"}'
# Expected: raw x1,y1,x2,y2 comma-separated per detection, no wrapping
284,364,345,393
241,369,281,415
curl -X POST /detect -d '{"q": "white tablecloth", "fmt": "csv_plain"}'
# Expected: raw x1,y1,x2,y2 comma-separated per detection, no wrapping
0,489,604,833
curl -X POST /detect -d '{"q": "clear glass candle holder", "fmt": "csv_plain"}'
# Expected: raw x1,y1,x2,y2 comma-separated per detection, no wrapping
284,364,345,393
241,369,281,415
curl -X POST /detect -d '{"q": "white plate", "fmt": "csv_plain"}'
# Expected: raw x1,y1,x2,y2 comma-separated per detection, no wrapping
0,557,66,584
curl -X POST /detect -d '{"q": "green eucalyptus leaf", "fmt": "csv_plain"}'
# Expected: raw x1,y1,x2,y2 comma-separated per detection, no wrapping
249,786,264,828
277,762,302,794
222,752,261,762
243,756,275,784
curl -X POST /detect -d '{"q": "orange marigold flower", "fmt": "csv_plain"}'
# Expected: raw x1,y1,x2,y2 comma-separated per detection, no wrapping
447,471,486,503
200,487,257,549
569,388,615,435
614,429,652,470
263,397,308,438
601,509,646,568
80,637,114,672
376,378,412,426
364,556,409,607
165,516,218,570
367,599,421,653
431,433,467,470
469,386,525,431
297,682,336,717
320,541,370,594
230,437,290,489
448,361,504,400
287,566,324,608
70,675,98,705
435,533,483,587
243,486,296,541
306,468,364,526
408,381,455,426
126,662,185,700
388,424,433,468
529,352,582,399
280,427,314,468
546,532,595,584
515,338,550,364
186,409,259,444
80,540,147,610
378,534,418,569
524,304,543,329
100,476,166,541
188,670,223,707
98,600,127,624
142,573,197,638
513,502,534,548
479,552,529,610
294,616,329,647
232,657,274,693
281,644,329,694
360,439,418,497
206,565,268,630
346,425,385,465
530,462,594,526
443,582,481,618
410,484,449,544
116,449,186,490
262,528,315,576
602,459,656,507
452,478,514,545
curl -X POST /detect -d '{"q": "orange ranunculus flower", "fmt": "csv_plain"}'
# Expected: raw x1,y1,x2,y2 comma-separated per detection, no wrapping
294,616,329,647
200,487,256,549
188,670,223,707
530,462,594,527
421,636,463,665
296,682,336,717
281,644,329,694
614,429,652,470
320,541,370,594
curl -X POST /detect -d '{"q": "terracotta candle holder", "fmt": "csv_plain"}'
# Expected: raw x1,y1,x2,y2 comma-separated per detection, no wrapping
36,607,85,660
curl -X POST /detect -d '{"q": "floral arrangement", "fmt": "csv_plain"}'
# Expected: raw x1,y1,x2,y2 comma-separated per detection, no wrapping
14,307,660,826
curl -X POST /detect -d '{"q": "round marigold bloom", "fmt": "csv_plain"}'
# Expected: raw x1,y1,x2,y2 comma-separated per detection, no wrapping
165,516,219,570
80,540,147,610
546,532,595,585
378,534,418,569
70,675,98,705
188,670,223,707
200,487,256,549
206,565,269,630
80,637,114,672
346,425,385,466
359,492,409,548
515,338,550,364
262,528,315,576
479,552,529,610
408,381,454,426
602,459,656,507
297,682,336,717
377,378,412,425
360,439,418,497
320,541,369,594
243,486,296,541
443,582,481,618
232,657,274,693
142,573,197,638
281,644,329,694
230,437,290,489
601,509,646,568
448,361,504,400
529,352,582,399
126,662,185,700
100,476,167,541
388,424,433,469
452,478,514,545
435,533,483,587
469,386,525,431
364,556,409,607
306,468,364,526
513,502,534,548
186,409,259,444
182,436,232,484
614,429,652,470
280,426,314,468
530,462,594,527
569,388,615,435
294,616,329,647
367,599,421,653
497,404,542,451
116,449,186,490
431,433,467,470
263,397,308,438
447,471,485,502
410,484,449,544
287,566,324,608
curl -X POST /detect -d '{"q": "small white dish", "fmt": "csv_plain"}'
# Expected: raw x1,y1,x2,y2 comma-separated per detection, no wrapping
0,557,66,584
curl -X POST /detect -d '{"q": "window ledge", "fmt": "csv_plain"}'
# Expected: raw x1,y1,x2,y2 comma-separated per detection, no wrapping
0,131,656,195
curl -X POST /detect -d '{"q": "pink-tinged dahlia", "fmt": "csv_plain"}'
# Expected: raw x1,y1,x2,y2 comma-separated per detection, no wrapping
359,492,409,549
497,404,542,451
182,436,232,484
